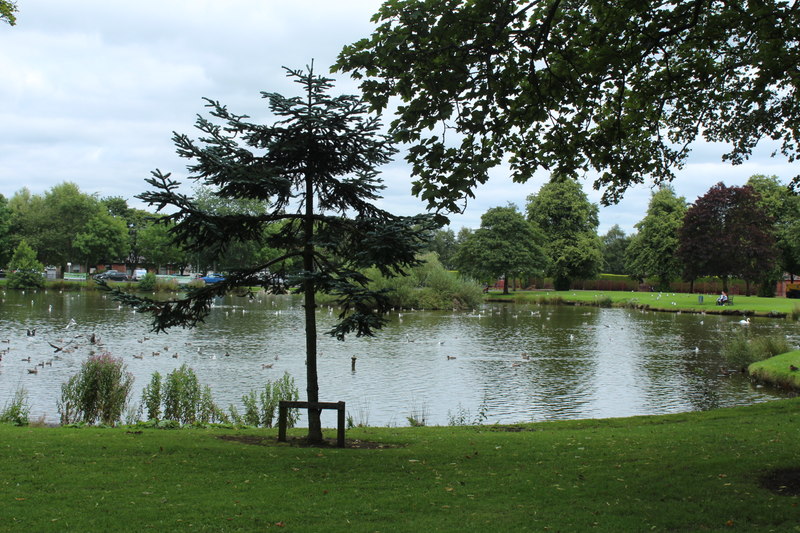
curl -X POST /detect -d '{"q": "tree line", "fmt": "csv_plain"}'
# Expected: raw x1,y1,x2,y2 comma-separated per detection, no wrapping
0,182,289,278
4,173,793,297
427,175,795,297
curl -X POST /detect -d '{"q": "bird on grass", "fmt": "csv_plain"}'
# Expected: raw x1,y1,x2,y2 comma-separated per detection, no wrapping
790,365,799,372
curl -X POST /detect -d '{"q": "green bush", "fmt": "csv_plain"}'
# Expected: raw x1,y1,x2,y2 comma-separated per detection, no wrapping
163,364,201,424
140,372,162,421
0,387,31,426
137,272,157,291
365,253,483,310
58,354,134,426
259,372,300,428
721,331,791,370
160,365,225,425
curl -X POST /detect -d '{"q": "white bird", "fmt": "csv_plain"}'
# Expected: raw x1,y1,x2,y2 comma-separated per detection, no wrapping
739,317,751,325
64,318,77,329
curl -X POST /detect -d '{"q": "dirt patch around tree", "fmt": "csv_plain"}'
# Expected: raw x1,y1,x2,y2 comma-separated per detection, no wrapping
217,434,403,449
759,467,800,495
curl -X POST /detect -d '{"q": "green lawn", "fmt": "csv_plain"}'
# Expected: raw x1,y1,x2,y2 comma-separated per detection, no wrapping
2,399,800,531
487,289,800,317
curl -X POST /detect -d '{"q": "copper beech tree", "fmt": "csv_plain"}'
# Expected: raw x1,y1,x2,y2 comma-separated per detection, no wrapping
677,182,778,295
107,67,435,443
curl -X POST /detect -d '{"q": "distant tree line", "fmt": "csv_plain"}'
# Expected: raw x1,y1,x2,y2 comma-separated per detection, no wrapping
2,174,795,296
0,182,286,277
425,174,796,297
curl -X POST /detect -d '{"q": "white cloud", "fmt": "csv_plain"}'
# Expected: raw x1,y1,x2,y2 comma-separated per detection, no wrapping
1,0,797,236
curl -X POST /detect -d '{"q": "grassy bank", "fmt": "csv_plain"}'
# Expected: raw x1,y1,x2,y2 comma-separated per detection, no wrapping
487,289,800,318
749,350,800,390
2,399,800,531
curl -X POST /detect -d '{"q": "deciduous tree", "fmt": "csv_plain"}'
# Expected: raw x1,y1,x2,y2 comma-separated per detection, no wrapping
746,175,800,285
107,66,434,443
336,1,800,212
625,187,687,289
454,205,547,294
600,224,630,276
73,210,129,270
526,177,602,290
7,240,44,289
677,182,777,295
0,0,17,26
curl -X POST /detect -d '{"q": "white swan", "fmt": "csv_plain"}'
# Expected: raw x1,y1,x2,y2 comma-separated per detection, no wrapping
739,317,751,325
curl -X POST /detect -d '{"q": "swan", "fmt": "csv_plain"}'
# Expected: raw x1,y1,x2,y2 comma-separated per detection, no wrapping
739,317,751,325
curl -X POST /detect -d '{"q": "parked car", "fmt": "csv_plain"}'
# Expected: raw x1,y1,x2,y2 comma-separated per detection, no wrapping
132,268,148,281
93,270,129,282
200,273,225,284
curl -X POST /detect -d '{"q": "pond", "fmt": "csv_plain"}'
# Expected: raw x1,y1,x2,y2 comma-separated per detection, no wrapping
0,289,796,427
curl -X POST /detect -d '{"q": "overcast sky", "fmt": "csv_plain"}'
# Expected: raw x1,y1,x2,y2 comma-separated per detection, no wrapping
1,1,796,235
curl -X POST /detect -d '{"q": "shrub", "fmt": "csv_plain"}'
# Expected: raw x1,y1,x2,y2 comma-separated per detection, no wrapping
163,364,202,424
137,272,157,291
140,372,162,421
259,372,300,428
365,253,483,310
0,387,31,426
159,365,225,425
58,353,134,426
722,332,791,371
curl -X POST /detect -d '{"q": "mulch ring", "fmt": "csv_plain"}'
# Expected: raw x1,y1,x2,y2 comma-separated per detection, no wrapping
759,467,800,495
217,434,403,449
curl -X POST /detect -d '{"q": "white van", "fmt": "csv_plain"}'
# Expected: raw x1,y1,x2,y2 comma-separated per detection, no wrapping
132,269,148,281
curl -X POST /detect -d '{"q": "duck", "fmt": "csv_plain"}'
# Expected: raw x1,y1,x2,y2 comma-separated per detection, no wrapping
261,363,274,369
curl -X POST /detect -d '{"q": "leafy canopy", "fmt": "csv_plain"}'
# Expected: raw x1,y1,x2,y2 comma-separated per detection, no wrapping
526,177,602,290
625,187,687,288
454,205,548,292
677,182,778,292
336,1,800,211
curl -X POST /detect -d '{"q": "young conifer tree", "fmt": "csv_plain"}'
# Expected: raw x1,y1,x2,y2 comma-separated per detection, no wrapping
110,66,435,443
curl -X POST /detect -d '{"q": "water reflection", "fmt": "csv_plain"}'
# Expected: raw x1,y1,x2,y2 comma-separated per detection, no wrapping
0,290,795,426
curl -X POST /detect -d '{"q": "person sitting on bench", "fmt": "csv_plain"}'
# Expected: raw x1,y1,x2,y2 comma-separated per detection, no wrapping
716,291,728,305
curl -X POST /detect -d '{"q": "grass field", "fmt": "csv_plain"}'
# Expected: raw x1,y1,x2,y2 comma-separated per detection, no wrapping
486,289,800,318
2,399,800,532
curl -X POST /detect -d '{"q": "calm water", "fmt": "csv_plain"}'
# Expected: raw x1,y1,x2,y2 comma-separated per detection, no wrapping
0,289,795,426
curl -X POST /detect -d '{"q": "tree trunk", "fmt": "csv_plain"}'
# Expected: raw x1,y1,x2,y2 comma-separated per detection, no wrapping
303,169,323,443
503,273,509,295
722,276,729,293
